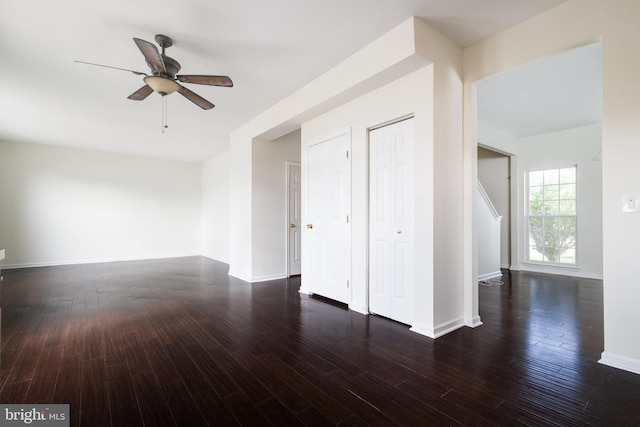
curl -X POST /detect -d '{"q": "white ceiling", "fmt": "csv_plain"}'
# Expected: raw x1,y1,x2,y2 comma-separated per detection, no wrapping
0,0,568,162
477,42,602,138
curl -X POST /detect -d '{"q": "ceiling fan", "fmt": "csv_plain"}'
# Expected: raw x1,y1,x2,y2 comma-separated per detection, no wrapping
77,34,233,110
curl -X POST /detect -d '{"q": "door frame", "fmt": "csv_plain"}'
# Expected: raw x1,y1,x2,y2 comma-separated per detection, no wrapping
285,161,302,276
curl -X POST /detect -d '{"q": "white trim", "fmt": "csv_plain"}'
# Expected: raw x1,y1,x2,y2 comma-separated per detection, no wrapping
478,270,502,281
1,254,202,270
464,316,483,328
477,180,502,221
409,322,435,338
517,263,602,280
228,270,252,282
249,273,288,283
599,352,640,376
410,317,465,339
432,317,466,338
228,270,288,283
202,254,230,264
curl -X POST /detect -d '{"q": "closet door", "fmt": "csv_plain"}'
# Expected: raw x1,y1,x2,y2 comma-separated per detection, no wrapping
369,118,414,325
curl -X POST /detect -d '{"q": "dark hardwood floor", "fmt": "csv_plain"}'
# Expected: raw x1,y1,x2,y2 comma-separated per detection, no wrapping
0,257,639,426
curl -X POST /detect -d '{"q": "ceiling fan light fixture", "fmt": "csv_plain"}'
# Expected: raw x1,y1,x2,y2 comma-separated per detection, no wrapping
144,76,180,95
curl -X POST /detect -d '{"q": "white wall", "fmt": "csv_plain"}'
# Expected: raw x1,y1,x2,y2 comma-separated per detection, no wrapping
226,17,464,338
0,140,201,267
463,0,640,374
514,124,602,279
227,17,432,283
301,19,463,337
201,150,230,263
251,129,301,281
302,66,434,317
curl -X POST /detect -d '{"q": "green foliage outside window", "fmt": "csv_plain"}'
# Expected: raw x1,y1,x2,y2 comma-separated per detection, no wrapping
528,167,576,264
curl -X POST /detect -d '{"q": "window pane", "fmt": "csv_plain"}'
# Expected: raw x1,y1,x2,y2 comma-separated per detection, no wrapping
544,200,559,215
559,217,576,248
560,167,576,184
559,183,576,200
544,184,559,200
529,186,544,214
559,248,576,264
544,248,559,263
529,217,544,246
529,170,544,186
559,200,575,215
544,169,559,185
529,246,544,261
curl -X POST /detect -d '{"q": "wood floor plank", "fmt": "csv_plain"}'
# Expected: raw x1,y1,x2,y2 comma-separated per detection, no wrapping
130,369,176,427
161,378,209,427
191,389,240,427
5,334,47,384
79,357,110,427
106,363,144,427
52,353,82,424
1,258,639,426
24,345,62,404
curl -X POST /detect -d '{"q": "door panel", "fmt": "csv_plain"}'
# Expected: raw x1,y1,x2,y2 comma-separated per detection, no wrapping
369,118,414,325
288,164,302,275
305,133,350,304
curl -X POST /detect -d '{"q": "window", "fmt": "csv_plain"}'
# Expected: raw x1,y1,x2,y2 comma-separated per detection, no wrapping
527,166,577,265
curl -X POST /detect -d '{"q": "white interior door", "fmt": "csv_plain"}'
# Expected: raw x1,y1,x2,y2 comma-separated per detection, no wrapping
305,133,351,304
369,118,414,325
288,163,302,276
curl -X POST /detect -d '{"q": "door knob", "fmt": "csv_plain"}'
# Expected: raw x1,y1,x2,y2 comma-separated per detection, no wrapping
306,224,313,229
290,223,296,228
397,230,402,234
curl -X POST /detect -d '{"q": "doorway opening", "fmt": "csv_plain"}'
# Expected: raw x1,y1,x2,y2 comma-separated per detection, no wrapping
474,42,603,283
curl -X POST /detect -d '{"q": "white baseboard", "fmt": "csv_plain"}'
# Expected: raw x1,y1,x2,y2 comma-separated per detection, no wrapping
478,270,502,282
410,317,465,339
432,317,465,338
409,322,435,338
228,270,251,283
464,316,483,328
500,263,510,269
250,273,288,283
201,254,230,265
1,254,202,270
518,263,603,280
227,270,287,283
599,351,640,375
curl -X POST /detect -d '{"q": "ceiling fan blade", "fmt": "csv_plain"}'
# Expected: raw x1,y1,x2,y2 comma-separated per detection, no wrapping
133,37,166,73
75,60,147,76
127,85,154,101
176,75,233,87
178,86,215,110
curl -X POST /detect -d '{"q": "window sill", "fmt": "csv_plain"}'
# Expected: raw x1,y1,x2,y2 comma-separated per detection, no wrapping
523,261,579,270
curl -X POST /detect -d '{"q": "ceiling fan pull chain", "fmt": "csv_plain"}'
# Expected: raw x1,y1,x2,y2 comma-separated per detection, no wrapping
161,95,168,133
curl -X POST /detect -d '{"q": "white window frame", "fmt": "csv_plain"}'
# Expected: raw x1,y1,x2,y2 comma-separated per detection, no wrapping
525,165,578,267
